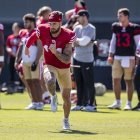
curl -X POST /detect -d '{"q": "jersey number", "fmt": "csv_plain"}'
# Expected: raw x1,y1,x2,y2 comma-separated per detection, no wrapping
116,33,131,47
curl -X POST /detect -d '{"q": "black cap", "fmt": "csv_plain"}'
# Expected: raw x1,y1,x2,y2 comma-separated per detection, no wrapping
77,10,89,18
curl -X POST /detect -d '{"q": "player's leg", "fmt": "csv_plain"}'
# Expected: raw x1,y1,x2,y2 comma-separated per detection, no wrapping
31,64,44,109
133,63,140,110
23,62,38,109
7,57,15,94
18,62,31,96
57,68,71,130
40,75,50,104
124,79,134,110
124,59,135,110
71,59,84,111
39,60,50,104
0,68,2,109
108,60,123,109
82,62,96,112
43,65,57,112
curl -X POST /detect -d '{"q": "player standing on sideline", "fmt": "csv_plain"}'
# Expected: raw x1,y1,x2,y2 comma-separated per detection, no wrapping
6,23,23,94
36,6,52,104
65,0,86,21
15,14,43,110
36,6,52,25
0,23,4,109
133,40,140,111
25,11,76,130
107,8,140,110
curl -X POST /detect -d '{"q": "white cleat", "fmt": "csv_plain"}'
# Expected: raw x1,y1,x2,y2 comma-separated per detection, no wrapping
35,102,44,110
71,105,83,111
51,95,58,112
63,118,70,130
82,105,97,112
25,102,37,110
124,104,132,110
108,101,121,109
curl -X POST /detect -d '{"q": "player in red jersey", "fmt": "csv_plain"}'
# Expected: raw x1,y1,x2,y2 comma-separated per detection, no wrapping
36,6,52,26
6,22,22,94
15,14,43,110
65,0,86,21
25,11,76,130
36,6,52,104
0,23,4,109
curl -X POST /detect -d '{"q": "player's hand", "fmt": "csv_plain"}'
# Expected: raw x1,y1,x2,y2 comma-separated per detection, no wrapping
25,47,30,57
49,40,57,54
74,40,79,46
107,56,113,65
136,49,140,57
31,62,37,71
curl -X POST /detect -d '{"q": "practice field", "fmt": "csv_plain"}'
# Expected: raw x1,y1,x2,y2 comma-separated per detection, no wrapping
0,92,140,140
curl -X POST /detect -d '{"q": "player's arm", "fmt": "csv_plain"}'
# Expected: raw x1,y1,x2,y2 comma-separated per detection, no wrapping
34,39,43,65
0,30,4,67
15,43,23,69
25,30,39,57
107,33,116,64
50,43,73,64
6,37,16,57
107,23,117,64
109,33,116,57
74,27,95,47
134,25,140,58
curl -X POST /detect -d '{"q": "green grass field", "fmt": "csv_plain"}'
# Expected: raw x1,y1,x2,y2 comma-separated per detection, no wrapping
0,92,140,140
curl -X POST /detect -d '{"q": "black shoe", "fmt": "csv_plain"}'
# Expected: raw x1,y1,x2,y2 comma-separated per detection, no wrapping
132,102,140,111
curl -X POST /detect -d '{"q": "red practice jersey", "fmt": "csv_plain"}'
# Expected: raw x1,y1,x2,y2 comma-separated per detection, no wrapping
36,17,49,26
26,24,76,68
6,34,21,57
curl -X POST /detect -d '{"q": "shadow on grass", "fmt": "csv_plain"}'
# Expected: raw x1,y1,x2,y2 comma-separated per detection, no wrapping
48,129,98,135
1,108,52,112
95,111,117,114
1,108,24,111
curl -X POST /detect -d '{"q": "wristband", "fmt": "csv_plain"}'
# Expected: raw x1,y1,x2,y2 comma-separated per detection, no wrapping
0,56,4,62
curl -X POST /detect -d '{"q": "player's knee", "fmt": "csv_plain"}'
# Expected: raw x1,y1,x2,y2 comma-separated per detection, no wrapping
47,79,56,91
62,89,71,101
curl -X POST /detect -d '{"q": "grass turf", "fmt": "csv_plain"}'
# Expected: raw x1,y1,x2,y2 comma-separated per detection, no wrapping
0,92,140,140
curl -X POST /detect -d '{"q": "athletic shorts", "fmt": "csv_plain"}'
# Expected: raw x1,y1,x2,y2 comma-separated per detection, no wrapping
43,64,72,91
112,59,135,80
23,62,39,80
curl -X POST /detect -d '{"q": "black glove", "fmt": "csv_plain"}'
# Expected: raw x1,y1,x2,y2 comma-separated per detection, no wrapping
31,62,37,71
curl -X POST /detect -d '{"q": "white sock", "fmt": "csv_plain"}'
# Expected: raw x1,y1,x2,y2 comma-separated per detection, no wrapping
116,99,121,104
64,118,68,121
53,94,57,97
127,101,131,105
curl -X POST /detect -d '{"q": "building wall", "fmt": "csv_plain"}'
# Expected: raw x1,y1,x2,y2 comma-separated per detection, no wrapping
0,0,140,22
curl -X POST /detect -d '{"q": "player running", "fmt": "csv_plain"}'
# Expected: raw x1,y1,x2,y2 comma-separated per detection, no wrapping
25,11,76,130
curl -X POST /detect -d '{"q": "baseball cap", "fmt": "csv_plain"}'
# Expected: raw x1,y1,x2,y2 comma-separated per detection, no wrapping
77,10,89,18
